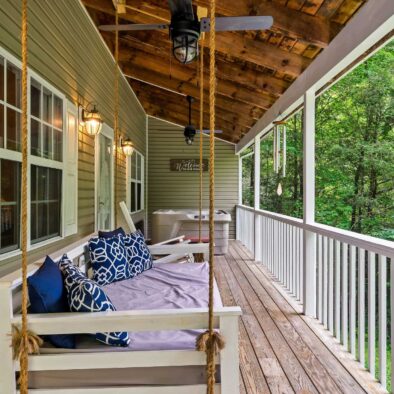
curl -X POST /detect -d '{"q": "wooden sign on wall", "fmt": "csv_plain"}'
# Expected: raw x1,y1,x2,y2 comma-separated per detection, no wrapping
170,159,208,172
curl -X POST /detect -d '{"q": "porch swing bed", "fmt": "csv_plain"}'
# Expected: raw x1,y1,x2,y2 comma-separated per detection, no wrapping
0,206,241,393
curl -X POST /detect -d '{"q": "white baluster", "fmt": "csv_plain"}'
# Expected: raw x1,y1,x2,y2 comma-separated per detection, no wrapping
342,243,348,350
358,248,365,366
350,245,356,356
335,240,341,340
378,255,387,388
368,251,376,377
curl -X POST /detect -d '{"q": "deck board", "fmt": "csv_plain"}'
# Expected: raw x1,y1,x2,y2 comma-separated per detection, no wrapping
216,241,384,394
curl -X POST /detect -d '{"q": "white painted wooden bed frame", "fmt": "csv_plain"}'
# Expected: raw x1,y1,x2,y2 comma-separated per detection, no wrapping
0,233,241,393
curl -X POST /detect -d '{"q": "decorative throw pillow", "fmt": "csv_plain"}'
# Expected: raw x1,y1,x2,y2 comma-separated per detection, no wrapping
28,256,75,349
123,231,153,277
88,236,129,286
58,256,130,347
98,227,126,239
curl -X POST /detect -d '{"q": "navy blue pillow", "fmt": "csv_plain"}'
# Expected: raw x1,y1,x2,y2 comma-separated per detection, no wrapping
88,236,129,286
58,256,130,347
98,227,126,239
123,231,153,277
28,256,75,349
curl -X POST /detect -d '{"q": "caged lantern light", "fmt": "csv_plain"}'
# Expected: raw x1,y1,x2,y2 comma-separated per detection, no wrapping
121,138,134,156
82,104,103,135
170,18,200,64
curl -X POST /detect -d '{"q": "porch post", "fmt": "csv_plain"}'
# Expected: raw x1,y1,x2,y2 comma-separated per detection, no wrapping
303,89,316,317
236,155,242,241
254,136,261,261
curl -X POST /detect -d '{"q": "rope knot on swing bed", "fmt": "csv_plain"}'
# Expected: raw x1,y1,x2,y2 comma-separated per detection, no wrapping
11,324,43,361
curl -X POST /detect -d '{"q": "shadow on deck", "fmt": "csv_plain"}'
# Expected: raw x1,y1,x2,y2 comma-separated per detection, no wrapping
216,241,386,394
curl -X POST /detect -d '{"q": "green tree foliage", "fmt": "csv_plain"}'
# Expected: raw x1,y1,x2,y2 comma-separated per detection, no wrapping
260,111,303,217
241,149,254,207
315,41,394,240
255,41,393,240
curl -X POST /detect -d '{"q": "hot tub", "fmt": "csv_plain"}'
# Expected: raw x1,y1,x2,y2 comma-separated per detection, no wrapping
152,209,232,255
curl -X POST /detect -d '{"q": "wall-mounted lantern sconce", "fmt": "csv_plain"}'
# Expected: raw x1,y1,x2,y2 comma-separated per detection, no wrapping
120,137,134,156
81,104,103,135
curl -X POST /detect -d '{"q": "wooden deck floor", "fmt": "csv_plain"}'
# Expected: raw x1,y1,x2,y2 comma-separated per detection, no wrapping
216,241,384,394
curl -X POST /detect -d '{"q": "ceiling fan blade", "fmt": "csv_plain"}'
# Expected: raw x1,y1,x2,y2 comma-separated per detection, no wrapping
98,23,168,32
197,130,224,134
168,0,194,20
200,16,273,32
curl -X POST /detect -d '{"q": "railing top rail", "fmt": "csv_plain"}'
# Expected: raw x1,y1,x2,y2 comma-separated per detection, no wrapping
237,205,394,258
305,223,394,259
237,205,303,227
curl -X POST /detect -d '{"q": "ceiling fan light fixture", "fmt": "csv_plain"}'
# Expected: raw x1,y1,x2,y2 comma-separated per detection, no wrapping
171,19,200,64
184,125,196,145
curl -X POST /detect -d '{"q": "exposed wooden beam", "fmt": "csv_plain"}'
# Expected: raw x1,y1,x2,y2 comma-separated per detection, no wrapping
146,106,242,143
129,80,255,130
83,0,337,47
83,0,312,77
122,61,265,120
114,43,274,110
192,0,340,47
130,80,251,134
114,32,289,97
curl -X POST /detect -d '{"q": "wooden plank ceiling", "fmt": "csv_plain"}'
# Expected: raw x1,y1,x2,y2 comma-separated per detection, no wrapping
82,0,366,143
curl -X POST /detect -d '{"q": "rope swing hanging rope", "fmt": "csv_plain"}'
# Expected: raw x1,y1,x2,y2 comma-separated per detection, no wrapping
198,38,204,243
12,1,43,392
114,10,120,228
196,0,225,393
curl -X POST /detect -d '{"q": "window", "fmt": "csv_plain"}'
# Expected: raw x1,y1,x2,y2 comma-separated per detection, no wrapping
30,79,63,161
30,166,62,244
0,160,20,253
0,48,65,255
0,58,22,152
127,151,144,213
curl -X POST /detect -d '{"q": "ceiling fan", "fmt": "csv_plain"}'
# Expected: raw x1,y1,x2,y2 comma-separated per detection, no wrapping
100,0,273,64
184,95,222,145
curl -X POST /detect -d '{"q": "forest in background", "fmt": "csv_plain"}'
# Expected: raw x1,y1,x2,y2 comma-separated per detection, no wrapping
243,40,394,241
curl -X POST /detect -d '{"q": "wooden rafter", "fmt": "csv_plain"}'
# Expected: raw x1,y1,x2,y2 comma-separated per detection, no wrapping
84,0,312,77
130,80,248,141
84,0,339,47
81,0,367,144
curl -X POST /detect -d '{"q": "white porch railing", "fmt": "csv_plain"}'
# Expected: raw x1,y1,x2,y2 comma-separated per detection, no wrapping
236,204,394,391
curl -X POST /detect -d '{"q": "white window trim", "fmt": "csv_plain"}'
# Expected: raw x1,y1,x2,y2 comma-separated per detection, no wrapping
94,123,115,231
126,149,144,215
0,45,68,259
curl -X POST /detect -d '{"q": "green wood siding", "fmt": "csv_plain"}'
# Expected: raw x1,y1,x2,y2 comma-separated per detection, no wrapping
148,117,239,239
0,0,146,276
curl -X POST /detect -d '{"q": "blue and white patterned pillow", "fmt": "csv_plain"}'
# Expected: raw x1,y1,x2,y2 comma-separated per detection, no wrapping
123,231,153,277
88,236,129,286
58,256,130,347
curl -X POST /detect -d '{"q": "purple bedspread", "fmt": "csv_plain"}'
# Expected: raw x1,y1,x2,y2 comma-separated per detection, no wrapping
103,261,223,351
42,262,222,353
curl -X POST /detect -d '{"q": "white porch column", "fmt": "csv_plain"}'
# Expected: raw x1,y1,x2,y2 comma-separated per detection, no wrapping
236,156,242,241
303,89,317,317
254,136,261,261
